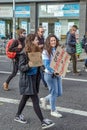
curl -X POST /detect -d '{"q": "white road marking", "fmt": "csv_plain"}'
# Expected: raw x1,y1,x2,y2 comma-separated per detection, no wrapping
0,71,12,74
0,70,87,82
63,77,87,82
0,97,87,117
0,71,19,75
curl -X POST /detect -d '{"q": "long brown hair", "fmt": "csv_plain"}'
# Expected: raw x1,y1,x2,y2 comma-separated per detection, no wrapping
25,33,41,53
44,34,59,56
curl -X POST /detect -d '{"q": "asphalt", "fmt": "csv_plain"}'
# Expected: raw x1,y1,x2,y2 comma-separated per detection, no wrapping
0,55,87,130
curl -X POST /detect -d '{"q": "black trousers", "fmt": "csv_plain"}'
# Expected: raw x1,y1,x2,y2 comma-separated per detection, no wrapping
16,94,44,122
6,59,18,84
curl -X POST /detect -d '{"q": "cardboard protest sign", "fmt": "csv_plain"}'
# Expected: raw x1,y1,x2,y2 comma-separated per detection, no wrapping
28,52,43,67
50,46,71,77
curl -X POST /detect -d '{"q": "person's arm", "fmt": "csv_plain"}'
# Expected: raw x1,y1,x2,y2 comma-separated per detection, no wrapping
18,53,30,72
42,50,54,73
43,59,54,73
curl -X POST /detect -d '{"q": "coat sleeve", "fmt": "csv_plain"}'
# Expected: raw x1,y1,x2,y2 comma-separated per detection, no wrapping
18,54,30,72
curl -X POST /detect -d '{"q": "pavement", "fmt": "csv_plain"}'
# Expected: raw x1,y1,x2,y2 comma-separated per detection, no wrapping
0,55,87,130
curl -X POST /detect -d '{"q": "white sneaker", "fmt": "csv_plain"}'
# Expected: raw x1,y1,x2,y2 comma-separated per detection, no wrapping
40,98,47,110
51,110,62,118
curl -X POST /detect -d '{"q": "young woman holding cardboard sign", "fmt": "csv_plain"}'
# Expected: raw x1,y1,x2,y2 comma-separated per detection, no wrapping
14,33,55,129
40,34,63,118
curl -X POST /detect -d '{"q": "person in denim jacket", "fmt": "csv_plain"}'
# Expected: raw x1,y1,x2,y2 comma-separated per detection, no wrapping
40,34,63,118
66,25,79,74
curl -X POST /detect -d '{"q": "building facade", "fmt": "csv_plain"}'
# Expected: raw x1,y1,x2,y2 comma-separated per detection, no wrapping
0,0,87,41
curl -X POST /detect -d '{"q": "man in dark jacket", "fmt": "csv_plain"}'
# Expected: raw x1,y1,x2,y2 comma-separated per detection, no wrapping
3,28,26,91
66,25,79,74
36,26,48,89
37,26,44,50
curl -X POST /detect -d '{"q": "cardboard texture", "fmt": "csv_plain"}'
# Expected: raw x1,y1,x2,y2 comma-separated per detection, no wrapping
28,52,43,67
50,46,71,77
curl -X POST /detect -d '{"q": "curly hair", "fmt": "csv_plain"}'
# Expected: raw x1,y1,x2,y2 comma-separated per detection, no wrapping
25,33,41,53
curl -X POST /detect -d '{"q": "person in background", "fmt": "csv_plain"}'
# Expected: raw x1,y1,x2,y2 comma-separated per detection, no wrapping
81,32,87,71
40,34,63,118
3,28,26,91
36,26,48,89
14,33,55,129
66,25,80,75
37,26,45,50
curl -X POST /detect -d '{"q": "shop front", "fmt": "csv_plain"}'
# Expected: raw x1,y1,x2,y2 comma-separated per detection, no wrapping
0,0,86,42
0,4,30,39
38,3,80,41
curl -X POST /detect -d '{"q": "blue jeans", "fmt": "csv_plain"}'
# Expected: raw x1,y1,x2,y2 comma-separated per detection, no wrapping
44,73,63,111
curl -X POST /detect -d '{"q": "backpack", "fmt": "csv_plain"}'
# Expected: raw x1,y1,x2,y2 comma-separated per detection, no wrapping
6,39,16,59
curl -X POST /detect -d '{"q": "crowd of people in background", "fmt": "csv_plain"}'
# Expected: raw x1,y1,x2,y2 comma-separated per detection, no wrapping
2,25,87,129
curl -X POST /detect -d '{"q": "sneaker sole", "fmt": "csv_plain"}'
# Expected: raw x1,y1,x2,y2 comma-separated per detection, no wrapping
42,123,55,129
14,118,27,124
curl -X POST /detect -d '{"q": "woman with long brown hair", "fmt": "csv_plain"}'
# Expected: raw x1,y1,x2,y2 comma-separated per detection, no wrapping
41,34,63,118
14,33,55,129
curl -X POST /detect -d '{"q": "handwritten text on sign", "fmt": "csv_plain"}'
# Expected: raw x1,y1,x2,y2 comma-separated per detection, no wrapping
50,46,71,77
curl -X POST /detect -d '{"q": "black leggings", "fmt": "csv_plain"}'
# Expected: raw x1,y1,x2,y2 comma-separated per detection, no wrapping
16,95,44,122
6,60,18,84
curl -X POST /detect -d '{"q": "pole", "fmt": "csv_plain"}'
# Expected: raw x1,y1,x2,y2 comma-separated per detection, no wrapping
13,0,15,39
